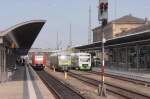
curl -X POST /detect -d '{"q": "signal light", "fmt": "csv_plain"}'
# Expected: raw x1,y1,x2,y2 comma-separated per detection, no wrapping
100,2,104,9
104,3,108,11
98,0,108,21
100,3,104,14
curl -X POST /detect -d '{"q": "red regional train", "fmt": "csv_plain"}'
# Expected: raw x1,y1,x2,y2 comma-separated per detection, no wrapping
31,52,46,70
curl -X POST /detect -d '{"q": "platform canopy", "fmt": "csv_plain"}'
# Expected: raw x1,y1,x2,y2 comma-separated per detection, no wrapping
1,20,46,55
75,29,150,50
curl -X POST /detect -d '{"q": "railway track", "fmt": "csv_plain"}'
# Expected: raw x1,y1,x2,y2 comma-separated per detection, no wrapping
36,71,85,99
68,71,150,99
89,71,150,87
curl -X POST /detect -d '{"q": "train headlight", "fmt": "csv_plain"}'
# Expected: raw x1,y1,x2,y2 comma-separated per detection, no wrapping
60,55,66,60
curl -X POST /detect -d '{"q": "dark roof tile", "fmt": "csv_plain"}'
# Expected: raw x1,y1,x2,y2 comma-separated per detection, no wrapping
93,15,147,30
112,15,146,24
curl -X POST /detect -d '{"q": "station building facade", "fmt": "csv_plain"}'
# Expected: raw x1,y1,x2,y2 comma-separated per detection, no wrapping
107,24,150,71
93,15,148,42
75,15,150,72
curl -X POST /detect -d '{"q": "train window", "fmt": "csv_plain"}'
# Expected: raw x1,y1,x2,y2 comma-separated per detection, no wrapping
80,58,90,62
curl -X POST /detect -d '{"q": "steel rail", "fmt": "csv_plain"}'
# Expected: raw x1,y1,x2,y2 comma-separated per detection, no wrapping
68,71,150,99
89,71,150,86
36,71,85,99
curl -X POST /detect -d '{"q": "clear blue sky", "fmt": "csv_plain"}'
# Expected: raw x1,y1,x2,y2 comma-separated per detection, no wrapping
0,0,150,49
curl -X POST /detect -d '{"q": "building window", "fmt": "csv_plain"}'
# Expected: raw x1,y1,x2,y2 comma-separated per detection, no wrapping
120,28,128,32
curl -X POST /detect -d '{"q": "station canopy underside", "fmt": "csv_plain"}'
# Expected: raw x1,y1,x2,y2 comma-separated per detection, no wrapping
1,20,46,55
75,30,150,50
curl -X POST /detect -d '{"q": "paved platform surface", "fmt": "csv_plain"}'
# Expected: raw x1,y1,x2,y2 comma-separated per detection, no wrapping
0,65,55,99
93,67,150,85
93,67,150,78
0,66,26,99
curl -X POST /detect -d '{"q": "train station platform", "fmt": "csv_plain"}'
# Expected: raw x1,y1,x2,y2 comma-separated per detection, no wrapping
0,65,55,99
92,67,150,82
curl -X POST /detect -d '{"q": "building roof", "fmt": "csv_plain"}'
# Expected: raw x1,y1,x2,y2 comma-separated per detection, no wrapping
29,48,52,53
112,15,146,24
75,29,150,50
2,20,46,55
93,15,146,31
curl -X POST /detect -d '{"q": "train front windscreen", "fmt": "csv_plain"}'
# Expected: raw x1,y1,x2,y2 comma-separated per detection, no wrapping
34,55,44,64
59,55,71,66
79,55,91,62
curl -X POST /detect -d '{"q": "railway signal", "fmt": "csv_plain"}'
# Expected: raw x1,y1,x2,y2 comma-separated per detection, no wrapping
98,0,108,22
98,0,108,97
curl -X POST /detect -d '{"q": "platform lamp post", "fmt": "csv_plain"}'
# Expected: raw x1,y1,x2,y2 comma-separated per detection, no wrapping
98,0,108,97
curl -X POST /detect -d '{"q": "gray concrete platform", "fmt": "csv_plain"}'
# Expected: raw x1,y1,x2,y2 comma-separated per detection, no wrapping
0,66,25,99
0,65,55,99
92,67,150,82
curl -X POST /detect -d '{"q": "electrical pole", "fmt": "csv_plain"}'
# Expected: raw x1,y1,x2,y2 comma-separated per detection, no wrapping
114,0,117,19
114,0,117,32
98,0,108,97
56,32,59,50
69,24,72,48
88,5,92,44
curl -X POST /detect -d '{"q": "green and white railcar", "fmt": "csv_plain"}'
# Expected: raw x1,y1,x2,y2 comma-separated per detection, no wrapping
71,53,91,70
